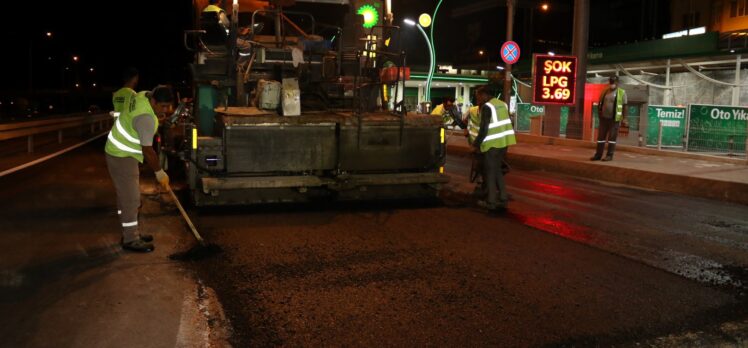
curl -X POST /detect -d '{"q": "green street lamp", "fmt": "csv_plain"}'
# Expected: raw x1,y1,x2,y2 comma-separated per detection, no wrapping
404,17,434,102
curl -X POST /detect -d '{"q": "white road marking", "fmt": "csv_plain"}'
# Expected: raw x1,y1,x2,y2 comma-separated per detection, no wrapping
0,132,107,178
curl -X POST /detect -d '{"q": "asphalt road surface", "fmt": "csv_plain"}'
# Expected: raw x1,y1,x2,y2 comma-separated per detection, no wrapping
1,141,747,347
187,152,748,346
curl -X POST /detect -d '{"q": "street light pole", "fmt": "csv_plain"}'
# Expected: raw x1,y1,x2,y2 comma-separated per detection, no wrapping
504,0,515,106
28,40,33,104
420,24,435,102
404,19,434,102
568,0,590,140
428,0,444,104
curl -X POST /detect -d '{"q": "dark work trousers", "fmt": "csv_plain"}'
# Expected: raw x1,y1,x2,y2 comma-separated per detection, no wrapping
595,117,621,158
470,151,485,194
483,147,509,207
106,154,141,243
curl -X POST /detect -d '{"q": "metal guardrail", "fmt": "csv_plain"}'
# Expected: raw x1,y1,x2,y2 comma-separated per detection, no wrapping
0,113,114,153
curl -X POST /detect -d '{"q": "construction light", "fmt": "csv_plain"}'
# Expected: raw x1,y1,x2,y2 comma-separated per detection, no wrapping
418,13,432,28
357,4,379,29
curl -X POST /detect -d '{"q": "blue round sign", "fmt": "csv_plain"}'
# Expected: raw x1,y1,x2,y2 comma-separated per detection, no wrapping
501,41,520,65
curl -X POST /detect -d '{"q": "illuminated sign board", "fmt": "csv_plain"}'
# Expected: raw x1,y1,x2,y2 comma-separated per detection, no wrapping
357,4,380,29
532,54,577,105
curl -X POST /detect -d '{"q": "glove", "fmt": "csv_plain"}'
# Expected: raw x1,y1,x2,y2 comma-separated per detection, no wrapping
155,170,170,190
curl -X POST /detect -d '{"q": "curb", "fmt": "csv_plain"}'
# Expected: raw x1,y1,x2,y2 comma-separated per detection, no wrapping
447,144,748,206
515,134,748,165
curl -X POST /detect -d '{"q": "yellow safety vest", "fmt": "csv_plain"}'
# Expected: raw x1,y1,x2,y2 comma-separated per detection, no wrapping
104,92,159,163
203,4,223,13
112,87,136,116
467,106,480,144
598,87,626,122
480,98,516,153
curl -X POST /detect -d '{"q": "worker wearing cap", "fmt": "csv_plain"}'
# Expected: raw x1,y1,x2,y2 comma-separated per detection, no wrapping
473,86,516,212
112,68,138,118
592,76,627,162
432,96,465,129
105,86,173,252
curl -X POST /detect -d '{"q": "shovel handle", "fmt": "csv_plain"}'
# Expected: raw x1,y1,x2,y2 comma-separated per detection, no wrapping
167,186,205,245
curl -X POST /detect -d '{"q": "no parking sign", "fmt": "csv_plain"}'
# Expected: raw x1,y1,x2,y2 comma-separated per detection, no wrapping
501,41,520,65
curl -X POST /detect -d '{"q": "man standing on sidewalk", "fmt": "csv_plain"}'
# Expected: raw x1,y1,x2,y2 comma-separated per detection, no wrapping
592,76,627,162
105,86,173,252
473,86,516,212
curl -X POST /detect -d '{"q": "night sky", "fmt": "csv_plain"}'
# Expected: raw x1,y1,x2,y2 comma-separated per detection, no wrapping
0,0,669,113
0,1,193,93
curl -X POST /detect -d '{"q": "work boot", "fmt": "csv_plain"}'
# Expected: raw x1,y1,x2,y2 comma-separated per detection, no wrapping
602,155,614,162
591,142,605,161
477,200,507,213
476,200,495,210
122,239,155,253
120,234,153,244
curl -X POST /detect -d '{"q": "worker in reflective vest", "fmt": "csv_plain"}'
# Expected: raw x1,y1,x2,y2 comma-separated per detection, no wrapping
105,86,173,252
464,105,487,196
466,105,480,145
202,0,230,34
431,96,465,129
473,86,516,212
112,67,138,118
591,76,627,162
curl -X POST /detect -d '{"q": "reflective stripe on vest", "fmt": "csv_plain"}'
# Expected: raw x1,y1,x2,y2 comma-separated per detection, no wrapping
107,132,141,154
480,98,516,152
104,92,158,163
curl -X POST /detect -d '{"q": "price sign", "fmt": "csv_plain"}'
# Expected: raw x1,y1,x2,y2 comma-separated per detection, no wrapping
532,54,577,105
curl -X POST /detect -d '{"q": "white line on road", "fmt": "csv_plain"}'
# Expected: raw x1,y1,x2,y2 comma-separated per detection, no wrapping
0,132,107,178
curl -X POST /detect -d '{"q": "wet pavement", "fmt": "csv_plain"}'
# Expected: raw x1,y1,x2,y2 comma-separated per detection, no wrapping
187,152,748,346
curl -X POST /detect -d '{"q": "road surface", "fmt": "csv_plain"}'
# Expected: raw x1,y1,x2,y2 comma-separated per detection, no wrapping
1,141,747,347
187,151,748,346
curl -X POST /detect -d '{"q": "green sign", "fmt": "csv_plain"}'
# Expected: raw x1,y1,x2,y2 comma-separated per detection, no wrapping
687,104,748,153
647,105,686,146
627,105,640,130
357,4,380,29
516,103,545,132
560,106,569,135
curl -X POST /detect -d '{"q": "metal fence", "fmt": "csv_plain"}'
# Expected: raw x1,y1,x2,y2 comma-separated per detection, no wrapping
510,102,748,158
0,113,113,154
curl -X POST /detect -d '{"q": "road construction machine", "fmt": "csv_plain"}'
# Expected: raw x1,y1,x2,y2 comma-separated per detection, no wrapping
175,0,447,206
